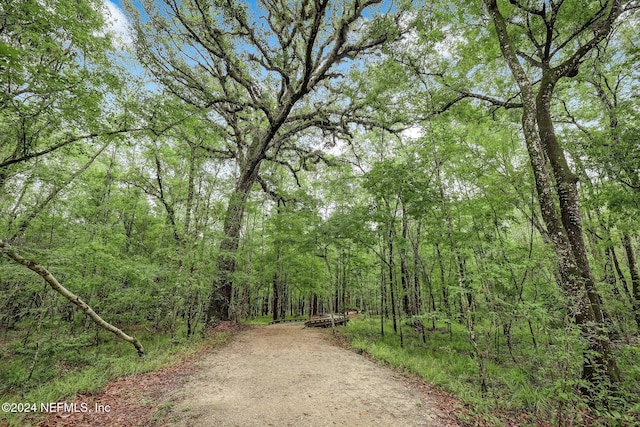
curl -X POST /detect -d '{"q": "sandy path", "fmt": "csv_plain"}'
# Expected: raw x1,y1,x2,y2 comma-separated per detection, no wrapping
167,323,453,427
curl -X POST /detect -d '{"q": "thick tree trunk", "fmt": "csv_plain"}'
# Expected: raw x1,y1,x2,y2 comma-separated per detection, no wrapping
622,233,640,328
205,166,259,324
524,88,620,386
536,82,620,384
484,0,621,389
311,294,318,317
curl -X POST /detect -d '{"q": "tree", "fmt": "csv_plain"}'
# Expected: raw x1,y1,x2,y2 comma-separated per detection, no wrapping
481,0,637,390
0,240,145,356
0,0,150,357
555,21,640,328
126,0,403,322
0,0,138,192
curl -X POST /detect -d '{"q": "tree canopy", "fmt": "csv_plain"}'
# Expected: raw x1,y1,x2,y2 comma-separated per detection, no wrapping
1,0,640,424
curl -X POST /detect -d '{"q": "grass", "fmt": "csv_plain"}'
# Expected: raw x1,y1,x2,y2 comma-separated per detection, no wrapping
342,316,568,425
243,315,275,325
0,322,230,426
3,314,637,426
343,316,640,425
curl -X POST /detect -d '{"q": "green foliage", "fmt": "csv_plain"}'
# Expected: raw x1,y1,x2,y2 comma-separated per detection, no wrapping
1,0,639,425
345,314,640,425
343,318,556,423
0,0,127,178
0,325,228,426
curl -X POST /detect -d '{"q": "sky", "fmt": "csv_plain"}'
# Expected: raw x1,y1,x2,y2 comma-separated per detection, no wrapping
102,0,133,47
99,0,399,49
98,0,429,145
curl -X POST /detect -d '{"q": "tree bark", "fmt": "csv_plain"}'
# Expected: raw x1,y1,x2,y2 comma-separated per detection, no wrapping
622,233,640,328
388,220,398,334
184,142,197,238
400,202,412,315
411,223,423,316
311,294,318,317
205,166,260,323
536,61,620,387
483,0,621,387
0,240,145,356
272,271,280,322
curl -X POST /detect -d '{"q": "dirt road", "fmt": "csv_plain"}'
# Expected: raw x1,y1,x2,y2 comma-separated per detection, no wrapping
167,323,456,427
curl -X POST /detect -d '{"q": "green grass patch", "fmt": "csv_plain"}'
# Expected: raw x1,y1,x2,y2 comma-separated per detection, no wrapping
342,317,567,424
243,315,274,325
344,317,640,425
0,322,229,426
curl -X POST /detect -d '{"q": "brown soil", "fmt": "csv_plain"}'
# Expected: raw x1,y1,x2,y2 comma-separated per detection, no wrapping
32,323,244,427
32,322,463,427
165,323,460,427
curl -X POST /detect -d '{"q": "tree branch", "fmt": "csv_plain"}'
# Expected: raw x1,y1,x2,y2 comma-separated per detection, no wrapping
9,141,111,243
0,240,145,357
0,127,143,169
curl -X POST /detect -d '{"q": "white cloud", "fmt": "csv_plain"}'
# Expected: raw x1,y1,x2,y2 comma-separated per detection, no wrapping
402,126,423,140
102,0,133,47
433,26,463,61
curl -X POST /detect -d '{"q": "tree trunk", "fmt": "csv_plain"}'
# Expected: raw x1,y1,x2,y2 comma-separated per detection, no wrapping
272,271,280,322
610,245,632,300
205,166,259,324
435,242,451,337
184,143,197,237
380,241,387,337
153,149,181,245
412,223,423,316
536,79,620,384
388,219,398,334
311,294,318,317
280,277,288,320
484,0,620,388
622,232,640,328
400,202,412,315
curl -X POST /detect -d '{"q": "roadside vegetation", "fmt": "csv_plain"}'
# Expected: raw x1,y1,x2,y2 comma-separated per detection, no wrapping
343,317,640,425
0,323,230,426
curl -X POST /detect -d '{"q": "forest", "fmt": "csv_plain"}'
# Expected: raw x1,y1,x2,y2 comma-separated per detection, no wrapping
1,0,640,425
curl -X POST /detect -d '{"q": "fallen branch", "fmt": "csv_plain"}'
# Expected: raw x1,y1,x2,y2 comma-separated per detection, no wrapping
0,239,145,356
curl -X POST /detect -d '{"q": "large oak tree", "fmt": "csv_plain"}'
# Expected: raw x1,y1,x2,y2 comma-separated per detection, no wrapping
126,0,402,322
